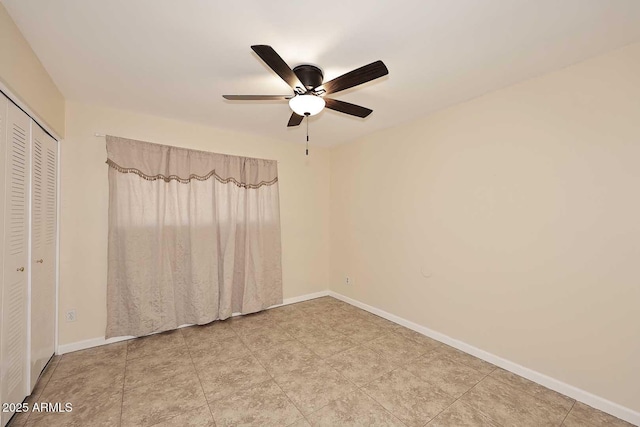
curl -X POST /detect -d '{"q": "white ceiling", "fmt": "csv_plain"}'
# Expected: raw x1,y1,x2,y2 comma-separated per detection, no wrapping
4,0,640,147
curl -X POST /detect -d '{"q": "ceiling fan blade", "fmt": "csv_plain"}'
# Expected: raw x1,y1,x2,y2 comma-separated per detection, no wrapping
251,45,305,92
319,60,388,95
287,112,304,127
223,95,291,100
324,98,372,118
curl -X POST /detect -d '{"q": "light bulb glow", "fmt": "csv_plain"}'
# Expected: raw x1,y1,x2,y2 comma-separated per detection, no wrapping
289,95,325,116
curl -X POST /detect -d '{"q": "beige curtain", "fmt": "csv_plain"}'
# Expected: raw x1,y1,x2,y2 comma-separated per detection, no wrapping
105,136,282,339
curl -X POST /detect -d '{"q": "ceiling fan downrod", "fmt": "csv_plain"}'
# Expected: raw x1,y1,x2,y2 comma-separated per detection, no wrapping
305,112,310,156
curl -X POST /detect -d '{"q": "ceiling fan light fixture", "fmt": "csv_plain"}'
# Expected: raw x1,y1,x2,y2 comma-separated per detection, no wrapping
289,94,325,116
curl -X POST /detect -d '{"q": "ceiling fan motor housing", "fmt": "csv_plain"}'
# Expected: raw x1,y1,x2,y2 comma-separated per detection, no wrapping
293,65,324,90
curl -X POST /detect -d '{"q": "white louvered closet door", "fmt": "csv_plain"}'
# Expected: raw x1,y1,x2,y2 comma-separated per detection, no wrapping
1,101,30,425
29,124,56,390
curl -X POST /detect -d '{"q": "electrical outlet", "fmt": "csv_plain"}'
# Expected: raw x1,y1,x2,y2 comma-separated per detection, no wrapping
66,310,77,322
345,276,352,285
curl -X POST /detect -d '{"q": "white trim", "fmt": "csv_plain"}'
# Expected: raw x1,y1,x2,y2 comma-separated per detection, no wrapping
25,119,33,393
54,139,60,355
327,291,640,426
56,335,132,355
272,290,330,307
56,290,330,355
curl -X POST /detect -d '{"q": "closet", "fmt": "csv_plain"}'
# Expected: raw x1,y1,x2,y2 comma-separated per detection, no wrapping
0,92,58,427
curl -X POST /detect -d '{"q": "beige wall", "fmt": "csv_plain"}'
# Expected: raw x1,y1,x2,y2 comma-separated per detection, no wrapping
0,3,65,137
330,42,640,412
59,101,330,345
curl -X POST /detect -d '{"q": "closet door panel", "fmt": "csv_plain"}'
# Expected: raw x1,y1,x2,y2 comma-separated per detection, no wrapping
29,126,56,389
1,102,30,425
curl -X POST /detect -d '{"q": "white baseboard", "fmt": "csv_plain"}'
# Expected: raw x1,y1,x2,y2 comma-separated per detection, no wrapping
56,335,133,355
327,291,640,426
56,290,330,355
275,290,330,306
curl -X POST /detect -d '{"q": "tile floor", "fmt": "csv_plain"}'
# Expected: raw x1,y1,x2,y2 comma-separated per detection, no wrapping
8,296,635,427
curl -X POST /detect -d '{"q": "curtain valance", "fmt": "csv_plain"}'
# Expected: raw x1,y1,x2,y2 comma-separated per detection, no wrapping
106,136,278,188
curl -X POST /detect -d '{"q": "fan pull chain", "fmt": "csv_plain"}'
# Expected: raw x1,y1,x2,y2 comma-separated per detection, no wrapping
305,113,310,156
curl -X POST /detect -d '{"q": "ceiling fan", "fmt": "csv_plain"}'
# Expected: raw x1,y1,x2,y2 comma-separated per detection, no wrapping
223,45,389,127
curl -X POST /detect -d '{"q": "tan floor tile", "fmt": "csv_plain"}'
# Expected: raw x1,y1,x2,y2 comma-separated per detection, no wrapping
315,311,363,330
427,400,501,426
151,405,215,426
263,307,297,322
490,368,574,413
26,388,122,427
392,326,443,351
238,325,294,351
335,303,368,317
564,402,635,427
291,299,319,309
22,302,627,427
294,325,345,345
404,352,485,398
343,321,389,344
326,345,398,387
278,316,328,337
435,345,496,375
27,358,123,426
253,340,321,376
127,330,185,361
362,369,455,427
355,312,401,332
297,302,346,317
321,303,352,316
263,304,307,322
366,332,432,365
279,300,310,309
209,380,303,427
122,371,206,427
41,362,125,404
287,418,312,427
189,335,251,367
304,335,358,359
198,354,272,402
181,320,237,345
460,376,570,426
232,319,275,337
6,417,27,426
227,311,277,333
30,355,61,400
302,296,338,305
124,345,195,390
52,342,126,380
314,296,350,308
306,389,404,427
6,416,25,427
294,297,333,307
562,411,592,427
7,392,48,426
274,360,356,415
307,311,352,327
6,407,30,426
